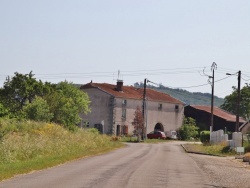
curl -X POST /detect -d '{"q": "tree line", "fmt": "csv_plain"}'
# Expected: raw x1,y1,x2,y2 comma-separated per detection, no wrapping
0,72,90,131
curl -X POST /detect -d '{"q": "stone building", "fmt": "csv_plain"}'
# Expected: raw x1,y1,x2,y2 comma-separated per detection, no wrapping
80,81,184,136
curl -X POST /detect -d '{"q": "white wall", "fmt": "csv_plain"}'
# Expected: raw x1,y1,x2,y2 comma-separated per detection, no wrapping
80,88,113,134
80,88,184,135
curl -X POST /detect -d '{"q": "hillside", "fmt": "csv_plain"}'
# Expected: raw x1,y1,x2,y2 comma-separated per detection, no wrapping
134,83,224,107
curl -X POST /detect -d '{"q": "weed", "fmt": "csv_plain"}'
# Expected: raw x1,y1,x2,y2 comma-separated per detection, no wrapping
0,119,123,181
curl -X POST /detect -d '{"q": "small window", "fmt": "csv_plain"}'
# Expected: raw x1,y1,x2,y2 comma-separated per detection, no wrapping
84,121,89,128
122,99,127,106
122,109,126,119
158,103,162,111
175,105,179,112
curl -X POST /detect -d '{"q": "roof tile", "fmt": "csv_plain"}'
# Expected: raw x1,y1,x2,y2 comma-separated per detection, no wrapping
80,82,183,104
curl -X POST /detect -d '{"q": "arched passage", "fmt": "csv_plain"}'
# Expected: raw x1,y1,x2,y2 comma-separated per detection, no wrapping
154,123,164,132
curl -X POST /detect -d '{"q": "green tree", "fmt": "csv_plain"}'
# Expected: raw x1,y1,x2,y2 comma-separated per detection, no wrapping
221,86,250,120
0,72,48,117
45,81,90,130
0,102,9,117
178,117,199,140
23,96,53,122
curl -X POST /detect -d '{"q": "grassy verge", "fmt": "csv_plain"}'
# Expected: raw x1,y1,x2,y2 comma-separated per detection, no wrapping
182,142,236,156
0,119,123,181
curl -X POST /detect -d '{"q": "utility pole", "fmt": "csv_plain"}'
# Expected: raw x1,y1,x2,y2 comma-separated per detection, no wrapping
210,62,217,132
142,79,158,139
236,70,241,132
226,70,241,132
142,78,147,140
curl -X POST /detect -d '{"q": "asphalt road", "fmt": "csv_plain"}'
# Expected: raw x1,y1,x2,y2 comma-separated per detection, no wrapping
0,141,211,188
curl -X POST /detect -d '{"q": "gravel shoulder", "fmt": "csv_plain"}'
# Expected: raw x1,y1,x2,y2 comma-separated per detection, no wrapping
188,152,250,188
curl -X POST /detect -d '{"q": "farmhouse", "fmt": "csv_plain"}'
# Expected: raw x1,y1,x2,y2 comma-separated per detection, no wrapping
80,80,184,135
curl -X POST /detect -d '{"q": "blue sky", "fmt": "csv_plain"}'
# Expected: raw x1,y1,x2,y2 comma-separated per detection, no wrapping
0,0,250,98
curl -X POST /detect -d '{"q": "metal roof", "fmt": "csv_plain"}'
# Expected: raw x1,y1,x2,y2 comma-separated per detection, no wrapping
189,105,246,123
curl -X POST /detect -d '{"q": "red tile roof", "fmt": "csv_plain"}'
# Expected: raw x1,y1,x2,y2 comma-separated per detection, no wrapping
190,105,246,123
80,82,183,104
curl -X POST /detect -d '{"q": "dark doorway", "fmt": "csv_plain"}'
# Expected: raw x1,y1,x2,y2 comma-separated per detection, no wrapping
116,125,121,136
154,123,164,132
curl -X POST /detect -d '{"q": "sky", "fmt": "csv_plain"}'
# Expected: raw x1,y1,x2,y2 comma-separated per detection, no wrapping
0,0,250,98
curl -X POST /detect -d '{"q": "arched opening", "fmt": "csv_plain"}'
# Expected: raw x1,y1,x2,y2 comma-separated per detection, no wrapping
154,123,164,132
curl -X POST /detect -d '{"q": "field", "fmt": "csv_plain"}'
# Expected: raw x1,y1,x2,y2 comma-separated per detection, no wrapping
0,119,123,181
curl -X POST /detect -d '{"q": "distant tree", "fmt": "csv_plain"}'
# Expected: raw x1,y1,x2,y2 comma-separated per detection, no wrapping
45,81,90,130
132,106,144,141
178,117,199,140
221,86,250,120
23,96,53,122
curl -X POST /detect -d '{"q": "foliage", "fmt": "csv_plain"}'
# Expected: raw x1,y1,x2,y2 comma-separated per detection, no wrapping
183,142,236,156
0,72,48,117
178,117,199,140
132,106,144,140
244,144,250,153
0,103,9,118
0,72,91,130
134,82,224,106
23,96,53,122
0,119,123,180
45,81,90,130
200,131,210,143
221,85,250,120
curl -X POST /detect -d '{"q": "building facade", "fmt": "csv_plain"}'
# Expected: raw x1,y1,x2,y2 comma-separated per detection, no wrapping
80,81,184,136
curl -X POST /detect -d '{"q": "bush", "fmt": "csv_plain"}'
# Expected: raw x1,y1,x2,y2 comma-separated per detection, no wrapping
23,97,53,122
244,144,250,153
178,117,199,140
200,131,210,143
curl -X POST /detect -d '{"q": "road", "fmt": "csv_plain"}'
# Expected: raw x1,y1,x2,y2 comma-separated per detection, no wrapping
0,141,222,188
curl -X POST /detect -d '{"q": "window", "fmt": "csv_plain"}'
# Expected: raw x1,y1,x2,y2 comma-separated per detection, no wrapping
175,105,179,112
84,121,89,128
158,103,162,111
122,109,126,119
79,120,89,128
122,99,127,106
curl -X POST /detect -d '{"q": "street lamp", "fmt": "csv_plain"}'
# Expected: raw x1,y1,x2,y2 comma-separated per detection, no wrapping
226,71,241,132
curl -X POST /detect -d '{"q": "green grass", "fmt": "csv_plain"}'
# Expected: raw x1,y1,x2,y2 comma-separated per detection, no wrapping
0,119,123,181
183,142,236,156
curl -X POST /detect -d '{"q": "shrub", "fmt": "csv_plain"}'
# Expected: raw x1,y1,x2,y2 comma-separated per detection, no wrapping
244,144,250,153
23,97,53,122
178,117,199,140
200,131,210,143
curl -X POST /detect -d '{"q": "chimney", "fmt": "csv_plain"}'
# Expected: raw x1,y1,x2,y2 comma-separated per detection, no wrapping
116,80,123,92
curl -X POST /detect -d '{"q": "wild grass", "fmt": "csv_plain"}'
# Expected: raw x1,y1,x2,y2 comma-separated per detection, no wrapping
0,119,123,181
183,142,236,156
